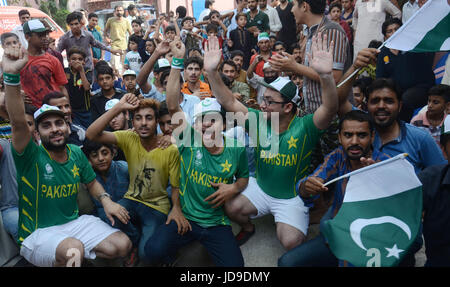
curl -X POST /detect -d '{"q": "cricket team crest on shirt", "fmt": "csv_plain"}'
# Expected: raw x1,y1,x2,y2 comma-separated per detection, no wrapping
194,149,203,167
44,163,55,180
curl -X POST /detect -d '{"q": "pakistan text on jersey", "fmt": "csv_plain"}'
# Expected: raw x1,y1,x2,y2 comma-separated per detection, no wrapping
41,182,80,199
260,150,298,167
189,169,230,188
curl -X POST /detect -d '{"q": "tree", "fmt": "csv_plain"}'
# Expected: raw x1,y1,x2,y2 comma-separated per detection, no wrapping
38,0,69,31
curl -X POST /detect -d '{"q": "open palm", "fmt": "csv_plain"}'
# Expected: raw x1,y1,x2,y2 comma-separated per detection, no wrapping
203,36,223,72
309,32,334,75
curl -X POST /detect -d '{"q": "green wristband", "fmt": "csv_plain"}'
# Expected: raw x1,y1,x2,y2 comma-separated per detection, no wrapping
3,72,20,86
171,57,184,70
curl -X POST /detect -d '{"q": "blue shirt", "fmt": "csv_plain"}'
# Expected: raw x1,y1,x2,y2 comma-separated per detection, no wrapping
87,26,103,60
300,146,390,216
92,160,129,209
373,121,447,174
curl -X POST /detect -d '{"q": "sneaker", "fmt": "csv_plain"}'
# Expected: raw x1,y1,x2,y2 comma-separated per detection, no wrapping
235,226,255,246
123,247,139,267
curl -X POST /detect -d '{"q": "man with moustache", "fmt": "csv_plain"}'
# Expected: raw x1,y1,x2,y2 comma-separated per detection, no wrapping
340,78,447,174
278,110,390,266
2,45,132,267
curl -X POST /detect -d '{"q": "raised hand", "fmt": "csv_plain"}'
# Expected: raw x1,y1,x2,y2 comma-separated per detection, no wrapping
203,36,223,72
169,37,185,59
308,32,334,75
155,39,171,56
2,46,28,74
118,93,140,111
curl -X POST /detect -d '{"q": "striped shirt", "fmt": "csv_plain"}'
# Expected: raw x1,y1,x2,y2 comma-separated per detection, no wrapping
303,16,350,114
0,119,11,141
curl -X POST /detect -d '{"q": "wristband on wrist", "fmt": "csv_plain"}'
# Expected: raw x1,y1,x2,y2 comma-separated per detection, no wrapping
171,57,184,70
98,192,111,202
3,73,20,86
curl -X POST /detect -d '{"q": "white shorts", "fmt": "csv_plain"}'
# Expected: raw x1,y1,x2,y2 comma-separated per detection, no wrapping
242,177,309,235
20,215,120,267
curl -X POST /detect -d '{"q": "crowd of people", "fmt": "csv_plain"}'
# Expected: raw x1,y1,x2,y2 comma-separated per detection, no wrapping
0,0,449,267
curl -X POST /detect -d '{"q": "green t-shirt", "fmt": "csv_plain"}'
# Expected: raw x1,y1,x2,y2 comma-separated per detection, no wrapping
12,139,96,245
246,109,323,199
177,125,249,227
246,11,270,33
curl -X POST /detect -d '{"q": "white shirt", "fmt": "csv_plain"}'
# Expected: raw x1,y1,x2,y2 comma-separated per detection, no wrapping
11,25,28,49
402,0,419,23
180,93,201,125
198,9,211,22
247,73,267,105
260,6,282,35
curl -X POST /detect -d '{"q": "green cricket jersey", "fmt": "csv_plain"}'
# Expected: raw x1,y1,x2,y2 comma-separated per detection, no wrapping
177,125,249,227
246,108,323,199
11,138,96,245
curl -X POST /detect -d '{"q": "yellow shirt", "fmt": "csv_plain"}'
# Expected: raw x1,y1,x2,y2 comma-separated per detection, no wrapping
105,17,132,50
114,130,180,214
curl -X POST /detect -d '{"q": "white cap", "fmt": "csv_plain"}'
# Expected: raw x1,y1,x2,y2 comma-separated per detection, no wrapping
193,98,222,121
105,99,120,111
34,104,65,122
122,69,136,77
263,62,271,71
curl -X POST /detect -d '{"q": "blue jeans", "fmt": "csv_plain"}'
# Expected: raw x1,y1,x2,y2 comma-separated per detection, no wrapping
278,233,338,267
100,198,167,260
144,220,244,267
1,207,19,242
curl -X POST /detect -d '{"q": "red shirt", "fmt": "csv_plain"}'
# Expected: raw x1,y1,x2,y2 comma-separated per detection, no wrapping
20,52,68,108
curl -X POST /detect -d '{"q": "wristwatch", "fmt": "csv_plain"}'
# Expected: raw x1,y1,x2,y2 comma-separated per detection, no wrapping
98,192,111,202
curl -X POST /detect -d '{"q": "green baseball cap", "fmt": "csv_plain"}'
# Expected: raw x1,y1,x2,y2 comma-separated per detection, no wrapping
23,19,49,34
258,32,270,43
261,77,301,107
154,58,171,73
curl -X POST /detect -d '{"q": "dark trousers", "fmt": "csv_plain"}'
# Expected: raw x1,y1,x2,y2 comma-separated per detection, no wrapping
144,220,244,267
399,84,431,122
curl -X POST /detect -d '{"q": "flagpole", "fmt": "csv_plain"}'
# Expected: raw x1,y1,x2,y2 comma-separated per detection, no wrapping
323,153,408,187
336,42,385,88
337,0,438,89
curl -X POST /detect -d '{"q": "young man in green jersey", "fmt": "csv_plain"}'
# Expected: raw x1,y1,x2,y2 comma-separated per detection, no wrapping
143,38,249,267
204,33,338,251
2,46,132,267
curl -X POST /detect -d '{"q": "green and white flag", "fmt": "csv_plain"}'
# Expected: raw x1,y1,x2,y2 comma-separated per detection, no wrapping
321,154,423,267
384,0,450,52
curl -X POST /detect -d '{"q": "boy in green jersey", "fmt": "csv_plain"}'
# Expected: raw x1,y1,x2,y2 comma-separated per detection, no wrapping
143,39,249,267
204,34,338,251
2,46,132,267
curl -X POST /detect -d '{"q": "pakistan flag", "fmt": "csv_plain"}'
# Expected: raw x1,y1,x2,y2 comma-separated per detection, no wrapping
321,154,423,267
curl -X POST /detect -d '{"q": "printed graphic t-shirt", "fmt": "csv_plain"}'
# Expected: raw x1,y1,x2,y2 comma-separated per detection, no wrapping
114,130,180,215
